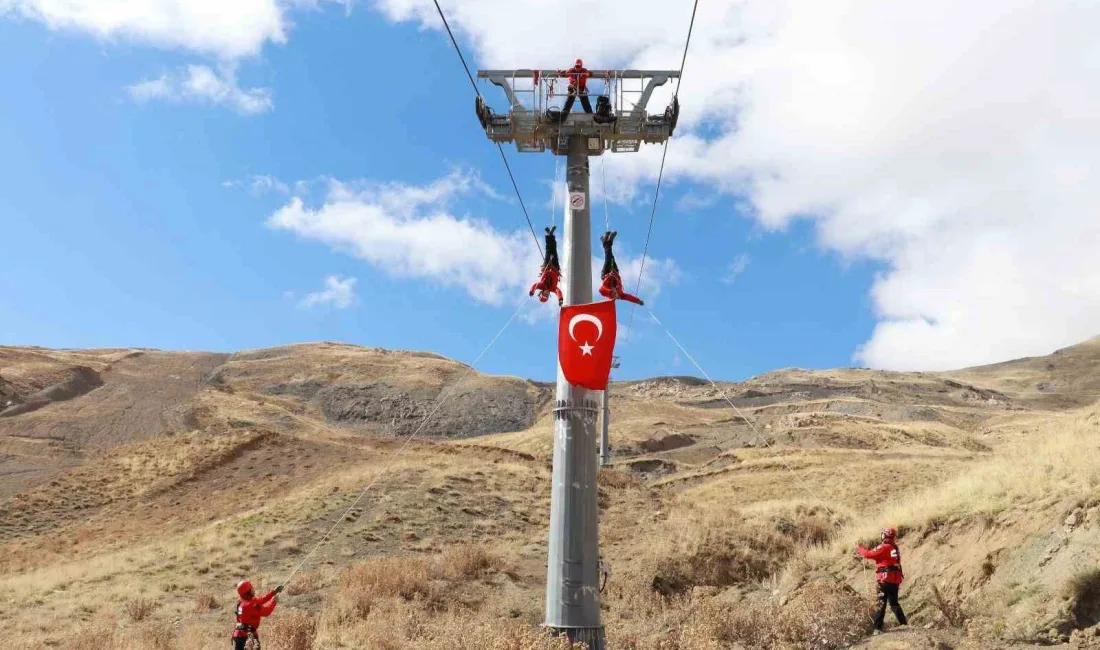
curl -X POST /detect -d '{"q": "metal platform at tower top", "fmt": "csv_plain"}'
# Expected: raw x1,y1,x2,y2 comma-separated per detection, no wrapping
475,69,680,155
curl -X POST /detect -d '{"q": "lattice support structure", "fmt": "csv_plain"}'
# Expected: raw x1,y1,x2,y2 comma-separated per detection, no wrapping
475,69,680,155
476,67,682,650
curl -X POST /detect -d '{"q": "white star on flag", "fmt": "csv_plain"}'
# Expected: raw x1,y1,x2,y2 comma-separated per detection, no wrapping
579,341,594,356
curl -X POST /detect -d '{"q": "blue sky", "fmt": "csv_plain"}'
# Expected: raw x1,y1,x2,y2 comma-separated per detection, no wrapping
2,1,1095,380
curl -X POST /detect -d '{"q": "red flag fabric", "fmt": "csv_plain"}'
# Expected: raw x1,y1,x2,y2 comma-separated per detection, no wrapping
558,300,617,390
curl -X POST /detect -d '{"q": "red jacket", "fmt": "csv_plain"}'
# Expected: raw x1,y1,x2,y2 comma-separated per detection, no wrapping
233,590,278,637
857,542,903,584
530,267,563,303
599,272,643,305
560,65,590,91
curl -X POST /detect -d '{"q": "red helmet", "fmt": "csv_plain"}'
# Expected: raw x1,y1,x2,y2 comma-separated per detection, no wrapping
881,527,897,542
575,58,583,67
236,580,253,599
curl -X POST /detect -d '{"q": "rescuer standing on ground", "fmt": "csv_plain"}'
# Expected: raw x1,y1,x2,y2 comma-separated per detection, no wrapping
857,527,908,635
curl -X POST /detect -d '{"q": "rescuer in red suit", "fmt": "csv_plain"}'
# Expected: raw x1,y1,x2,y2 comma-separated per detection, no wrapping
598,230,644,305
530,226,564,306
232,580,282,649
857,527,908,634
559,58,593,118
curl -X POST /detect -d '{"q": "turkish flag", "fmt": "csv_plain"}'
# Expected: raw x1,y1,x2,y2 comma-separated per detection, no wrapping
558,300,617,390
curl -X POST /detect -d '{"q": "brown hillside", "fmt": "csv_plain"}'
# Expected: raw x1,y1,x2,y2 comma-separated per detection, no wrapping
0,337,1098,648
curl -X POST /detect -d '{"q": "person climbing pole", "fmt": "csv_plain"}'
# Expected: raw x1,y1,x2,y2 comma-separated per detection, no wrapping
598,231,644,305
559,58,593,119
529,226,564,306
856,527,908,635
232,580,282,649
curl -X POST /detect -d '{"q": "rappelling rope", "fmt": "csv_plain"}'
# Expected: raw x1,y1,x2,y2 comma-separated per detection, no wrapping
624,0,699,343
644,307,843,523
601,154,610,232
644,306,881,625
430,0,542,259
280,296,532,587
551,157,562,228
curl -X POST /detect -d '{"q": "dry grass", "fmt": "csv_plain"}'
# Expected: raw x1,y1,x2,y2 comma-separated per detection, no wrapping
266,609,318,650
645,508,795,596
285,569,326,596
1065,569,1100,627
439,542,504,580
606,581,871,650
597,467,639,489
336,555,443,619
123,595,157,622
194,590,219,612
853,407,1100,537
63,622,116,650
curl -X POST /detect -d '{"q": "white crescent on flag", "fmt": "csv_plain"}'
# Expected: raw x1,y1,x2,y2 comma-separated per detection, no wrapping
568,313,603,342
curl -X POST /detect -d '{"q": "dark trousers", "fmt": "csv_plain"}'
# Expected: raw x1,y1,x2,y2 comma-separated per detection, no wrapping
562,89,593,116
874,582,907,630
601,249,617,278
233,635,259,650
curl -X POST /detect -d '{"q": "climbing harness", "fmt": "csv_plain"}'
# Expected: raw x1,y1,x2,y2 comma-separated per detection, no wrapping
234,625,260,650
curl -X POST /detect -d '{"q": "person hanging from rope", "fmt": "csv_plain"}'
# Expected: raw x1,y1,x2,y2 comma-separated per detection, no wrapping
232,580,282,649
529,226,563,306
856,527,908,635
558,58,593,119
598,230,644,305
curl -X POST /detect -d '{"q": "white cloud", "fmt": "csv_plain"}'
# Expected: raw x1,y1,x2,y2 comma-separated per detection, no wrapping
268,168,681,312
376,0,1100,370
3,0,348,112
723,254,750,284
128,64,273,115
267,169,540,305
611,254,681,305
223,174,292,195
1,0,286,59
299,275,358,309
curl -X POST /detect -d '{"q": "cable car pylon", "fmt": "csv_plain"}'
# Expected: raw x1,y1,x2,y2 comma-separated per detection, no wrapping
475,65,680,650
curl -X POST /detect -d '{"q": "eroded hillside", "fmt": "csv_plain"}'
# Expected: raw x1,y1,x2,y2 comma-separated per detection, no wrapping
1,337,1098,649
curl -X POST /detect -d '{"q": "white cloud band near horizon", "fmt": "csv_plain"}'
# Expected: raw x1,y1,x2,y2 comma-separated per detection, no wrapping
375,0,1100,371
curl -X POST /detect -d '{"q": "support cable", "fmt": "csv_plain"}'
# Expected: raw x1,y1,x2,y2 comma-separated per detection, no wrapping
645,305,879,624
626,0,700,337
431,0,543,257
281,297,531,587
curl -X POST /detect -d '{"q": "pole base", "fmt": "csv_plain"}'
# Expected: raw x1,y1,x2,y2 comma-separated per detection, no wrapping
548,626,606,650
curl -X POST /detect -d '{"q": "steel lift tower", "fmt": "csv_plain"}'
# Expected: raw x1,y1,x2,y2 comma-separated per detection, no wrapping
475,68,680,649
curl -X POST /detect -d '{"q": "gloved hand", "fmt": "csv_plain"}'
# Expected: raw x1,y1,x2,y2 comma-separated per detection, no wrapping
275,585,284,594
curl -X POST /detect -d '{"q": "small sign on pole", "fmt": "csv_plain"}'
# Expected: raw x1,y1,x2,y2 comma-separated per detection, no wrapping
569,191,586,211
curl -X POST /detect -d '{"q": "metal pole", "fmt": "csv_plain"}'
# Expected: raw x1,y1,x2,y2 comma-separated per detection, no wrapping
600,386,610,467
545,135,605,650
